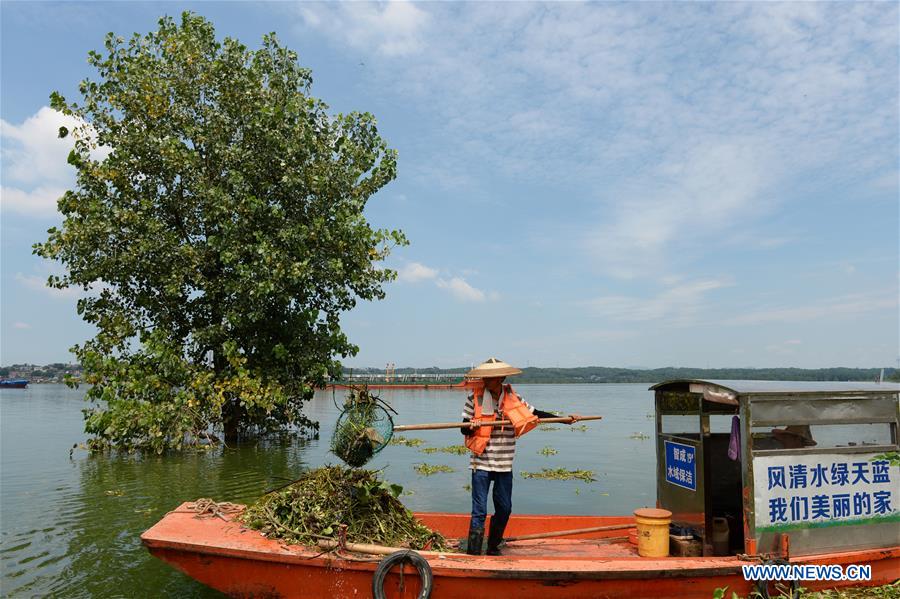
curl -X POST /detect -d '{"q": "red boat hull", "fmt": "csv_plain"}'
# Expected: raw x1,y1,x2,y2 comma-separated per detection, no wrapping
142,505,900,598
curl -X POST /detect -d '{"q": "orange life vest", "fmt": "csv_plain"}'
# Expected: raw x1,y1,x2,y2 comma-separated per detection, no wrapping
464,383,538,456
500,384,539,437
464,383,495,456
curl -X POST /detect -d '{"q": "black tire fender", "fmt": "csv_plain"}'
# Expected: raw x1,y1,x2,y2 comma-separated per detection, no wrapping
371,549,433,599
754,558,800,599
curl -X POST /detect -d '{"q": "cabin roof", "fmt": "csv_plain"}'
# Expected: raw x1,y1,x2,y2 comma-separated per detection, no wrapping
649,379,900,395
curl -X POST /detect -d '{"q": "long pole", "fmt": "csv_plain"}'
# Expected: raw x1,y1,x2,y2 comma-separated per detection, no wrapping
393,415,602,432
503,522,634,542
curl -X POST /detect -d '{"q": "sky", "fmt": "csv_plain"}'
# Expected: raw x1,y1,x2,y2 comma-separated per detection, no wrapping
1,1,898,370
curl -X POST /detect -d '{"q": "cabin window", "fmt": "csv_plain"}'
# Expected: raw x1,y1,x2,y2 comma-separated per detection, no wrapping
752,423,894,451
707,415,736,434
661,415,699,435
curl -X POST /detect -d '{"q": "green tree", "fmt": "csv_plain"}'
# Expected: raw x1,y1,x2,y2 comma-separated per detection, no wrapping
35,13,406,452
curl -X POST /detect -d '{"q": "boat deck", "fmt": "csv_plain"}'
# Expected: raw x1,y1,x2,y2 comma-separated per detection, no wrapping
501,537,639,559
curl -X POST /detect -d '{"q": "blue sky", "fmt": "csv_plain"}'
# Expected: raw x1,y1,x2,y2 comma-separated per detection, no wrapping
1,2,898,369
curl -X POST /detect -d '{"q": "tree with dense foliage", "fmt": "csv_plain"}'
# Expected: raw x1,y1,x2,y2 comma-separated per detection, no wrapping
35,13,406,452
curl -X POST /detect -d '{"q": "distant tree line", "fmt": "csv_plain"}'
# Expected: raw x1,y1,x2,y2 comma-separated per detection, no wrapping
341,366,898,384
0,363,83,380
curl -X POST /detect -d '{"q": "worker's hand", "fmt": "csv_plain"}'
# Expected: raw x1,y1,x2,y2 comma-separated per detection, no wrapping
470,418,482,429
567,414,582,424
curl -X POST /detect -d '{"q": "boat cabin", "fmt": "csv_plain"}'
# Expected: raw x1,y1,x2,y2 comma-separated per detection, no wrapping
651,379,900,557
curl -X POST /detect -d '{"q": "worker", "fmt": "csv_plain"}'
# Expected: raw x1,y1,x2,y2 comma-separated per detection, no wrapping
461,357,581,556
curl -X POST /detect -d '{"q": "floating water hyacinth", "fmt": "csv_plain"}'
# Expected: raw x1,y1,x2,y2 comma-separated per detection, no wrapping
413,463,454,476
520,468,596,483
420,445,468,455
389,436,426,447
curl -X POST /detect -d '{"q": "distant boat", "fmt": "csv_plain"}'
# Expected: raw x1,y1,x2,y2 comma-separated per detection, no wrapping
0,379,29,388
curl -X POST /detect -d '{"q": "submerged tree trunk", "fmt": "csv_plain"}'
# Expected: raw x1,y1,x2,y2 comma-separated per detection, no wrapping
223,399,240,445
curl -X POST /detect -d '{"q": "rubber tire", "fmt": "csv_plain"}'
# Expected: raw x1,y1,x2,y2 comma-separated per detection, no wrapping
371,550,433,599
754,559,800,599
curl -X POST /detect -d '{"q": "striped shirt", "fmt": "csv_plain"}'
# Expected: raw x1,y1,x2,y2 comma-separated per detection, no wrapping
462,392,536,472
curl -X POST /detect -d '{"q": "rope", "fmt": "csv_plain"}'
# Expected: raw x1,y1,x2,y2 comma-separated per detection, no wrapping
185,498,244,520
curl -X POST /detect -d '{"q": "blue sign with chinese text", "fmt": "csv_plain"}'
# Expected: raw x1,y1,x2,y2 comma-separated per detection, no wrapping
665,440,696,491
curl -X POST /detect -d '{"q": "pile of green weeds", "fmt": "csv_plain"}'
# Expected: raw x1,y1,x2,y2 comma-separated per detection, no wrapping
241,465,450,551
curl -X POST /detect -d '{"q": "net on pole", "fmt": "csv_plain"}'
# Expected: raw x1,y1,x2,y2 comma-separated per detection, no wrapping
330,386,395,467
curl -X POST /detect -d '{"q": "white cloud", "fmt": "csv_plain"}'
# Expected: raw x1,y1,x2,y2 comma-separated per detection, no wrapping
436,277,491,302
586,278,731,324
398,261,438,283
1,106,106,219
12,322,31,330
1,185,66,217
398,263,499,302
15,272,81,300
587,140,772,278
296,1,430,57
1,106,81,185
731,293,898,325
293,3,897,278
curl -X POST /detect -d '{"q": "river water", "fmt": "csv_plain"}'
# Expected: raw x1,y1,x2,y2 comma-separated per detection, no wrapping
1,383,657,597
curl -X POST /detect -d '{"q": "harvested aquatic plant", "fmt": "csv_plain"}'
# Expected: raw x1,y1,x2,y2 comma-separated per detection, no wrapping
520,468,596,483
241,466,449,551
413,463,454,476
389,435,426,447
629,432,650,440
330,387,395,467
420,445,468,455
537,446,558,456
570,424,588,432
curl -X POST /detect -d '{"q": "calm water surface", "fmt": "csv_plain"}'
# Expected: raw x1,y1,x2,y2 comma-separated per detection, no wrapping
1,384,657,597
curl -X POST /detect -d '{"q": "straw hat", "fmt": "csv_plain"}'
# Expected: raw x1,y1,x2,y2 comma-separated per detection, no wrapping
466,357,522,379
772,425,817,447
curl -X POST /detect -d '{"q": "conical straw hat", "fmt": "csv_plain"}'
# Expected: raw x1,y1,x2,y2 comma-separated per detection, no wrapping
466,357,522,379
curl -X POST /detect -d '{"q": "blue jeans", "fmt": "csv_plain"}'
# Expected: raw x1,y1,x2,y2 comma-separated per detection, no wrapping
470,469,513,532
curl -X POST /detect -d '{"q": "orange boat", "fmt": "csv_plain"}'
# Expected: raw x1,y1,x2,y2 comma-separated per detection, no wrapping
142,507,899,598
143,380,900,597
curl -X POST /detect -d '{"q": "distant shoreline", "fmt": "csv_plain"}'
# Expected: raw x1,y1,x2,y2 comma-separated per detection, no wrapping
336,366,898,385
5,364,897,386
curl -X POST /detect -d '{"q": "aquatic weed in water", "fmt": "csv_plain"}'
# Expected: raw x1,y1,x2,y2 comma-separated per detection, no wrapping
420,445,468,455
390,436,426,447
413,463,454,476
520,468,596,483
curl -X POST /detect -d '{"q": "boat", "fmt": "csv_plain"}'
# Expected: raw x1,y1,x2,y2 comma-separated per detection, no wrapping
142,508,899,598
0,379,29,388
143,380,900,598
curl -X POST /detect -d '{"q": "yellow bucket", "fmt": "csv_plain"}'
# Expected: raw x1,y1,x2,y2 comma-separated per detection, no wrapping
633,508,672,557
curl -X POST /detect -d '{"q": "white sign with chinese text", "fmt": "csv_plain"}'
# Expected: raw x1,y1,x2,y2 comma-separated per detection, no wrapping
753,452,900,532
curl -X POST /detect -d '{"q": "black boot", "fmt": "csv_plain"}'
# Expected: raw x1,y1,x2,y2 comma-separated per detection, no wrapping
486,518,506,556
465,526,484,556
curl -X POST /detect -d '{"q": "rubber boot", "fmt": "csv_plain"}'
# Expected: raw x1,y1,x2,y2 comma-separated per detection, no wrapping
486,518,505,556
465,526,484,555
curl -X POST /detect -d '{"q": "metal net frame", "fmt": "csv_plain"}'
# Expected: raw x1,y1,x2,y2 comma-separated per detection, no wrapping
330,386,396,467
